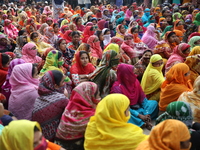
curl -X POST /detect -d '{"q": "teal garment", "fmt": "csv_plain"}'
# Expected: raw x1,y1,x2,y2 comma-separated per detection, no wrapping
161,25,173,38
143,15,155,27
156,101,193,127
118,11,125,18
116,17,128,29
128,98,158,127
188,36,200,50
193,13,200,26
111,10,118,23
0,124,4,135
173,0,180,4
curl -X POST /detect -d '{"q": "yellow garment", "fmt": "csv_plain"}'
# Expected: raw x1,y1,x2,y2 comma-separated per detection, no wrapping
141,54,165,95
189,46,200,56
30,41,52,56
84,94,148,150
115,34,124,40
136,119,190,150
0,120,41,150
103,43,120,54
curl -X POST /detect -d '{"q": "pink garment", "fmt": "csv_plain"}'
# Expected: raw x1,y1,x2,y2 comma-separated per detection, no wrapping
97,20,106,30
8,63,39,120
165,43,190,73
43,6,52,15
21,43,42,64
56,82,100,140
76,24,85,32
87,35,103,59
111,64,145,105
4,19,18,39
82,26,95,43
125,9,132,21
141,25,158,49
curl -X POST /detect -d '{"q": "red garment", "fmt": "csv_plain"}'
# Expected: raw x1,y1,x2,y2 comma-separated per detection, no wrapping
0,54,8,91
97,20,106,30
63,30,73,43
70,51,95,75
82,26,95,43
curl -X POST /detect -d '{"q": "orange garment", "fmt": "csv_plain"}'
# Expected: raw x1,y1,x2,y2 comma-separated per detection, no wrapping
157,18,165,28
19,20,24,27
154,7,162,17
173,29,184,41
136,119,190,150
159,63,193,111
47,141,61,150
192,9,199,21
189,46,200,56
174,20,186,33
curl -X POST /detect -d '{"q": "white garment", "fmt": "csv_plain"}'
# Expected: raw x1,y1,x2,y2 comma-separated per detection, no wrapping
103,34,111,46
52,0,64,20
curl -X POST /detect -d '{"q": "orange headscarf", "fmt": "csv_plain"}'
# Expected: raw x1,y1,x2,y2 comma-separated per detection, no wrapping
159,63,193,111
192,9,199,21
157,18,165,28
136,119,190,150
189,46,200,56
173,29,184,41
174,20,186,33
154,7,162,17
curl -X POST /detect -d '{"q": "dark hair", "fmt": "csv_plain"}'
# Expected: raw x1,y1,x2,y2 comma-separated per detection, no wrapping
71,31,80,37
57,39,66,47
58,51,62,59
32,63,38,77
34,126,40,132
143,50,153,55
18,30,26,36
30,32,38,40
85,44,90,52
167,31,176,39
53,23,59,28
51,70,63,86
103,29,110,35
75,17,81,24
131,27,138,34
1,53,10,66
79,50,89,58
95,30,102,39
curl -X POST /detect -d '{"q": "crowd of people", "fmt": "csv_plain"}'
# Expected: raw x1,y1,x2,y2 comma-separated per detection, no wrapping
0,0,200,150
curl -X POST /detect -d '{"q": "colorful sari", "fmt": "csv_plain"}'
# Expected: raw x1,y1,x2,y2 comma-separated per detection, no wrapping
32,71,69,141
56,82,100,140
115,24,125,39
90,50,119,98
4,19,18,39
8,63,39,120
84,94,148,150
159,63,193,111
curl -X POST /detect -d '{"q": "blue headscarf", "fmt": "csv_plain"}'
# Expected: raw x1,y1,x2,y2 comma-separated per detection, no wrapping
143,15,155,27
141,8,150,23
111,10,119,22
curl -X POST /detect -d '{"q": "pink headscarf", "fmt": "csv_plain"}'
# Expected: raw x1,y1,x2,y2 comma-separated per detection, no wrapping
141,25,158,49
21,43,42,64
87,35,102,59
111,64,145,105
97,20,106,30
43,6,52,15
9,63,39,120
43,26,58,45
82,26,95,43
4,19,18,39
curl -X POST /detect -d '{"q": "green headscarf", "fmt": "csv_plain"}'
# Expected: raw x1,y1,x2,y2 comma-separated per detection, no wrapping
116,17,128,29
156,101,193,127
188,36,200,50
193,13,200,26
172,12,183,22
161,25,173,38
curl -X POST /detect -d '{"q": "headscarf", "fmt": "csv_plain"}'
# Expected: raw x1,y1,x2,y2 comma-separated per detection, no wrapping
43,6,52,15
111,10,118,22
84,94,148,150
116,24,125,39
141,54,164,95
21,42,42,64
70,51,95,75
0,34,8,51
103,43,119,54
82,26,95,43
143,15,155,28
56,82,100,140
43,27,58,46
90,50,119,97
63,30,72,43
136,119,190,150
0,53,9,89
185,54,200,85
109,37,123,46
0,120,41,150
9,63,39,120
154,7,162,17
188,32,200,42
173,29,184,41
60,25,69,34
189,46,200,56
193,13,200,26
159,63,193,111
188,36,200,50
141,8,150,23
161,25,173,38
40,50,63,74
178,76,200,123
3,19,18,39
97,20,106,30
165,43,190,72
156,101,193,127
38,23,49,35
87,35,102,59
174,20,186,33
112,64,146,105
192,9,199,21
141,25,158,49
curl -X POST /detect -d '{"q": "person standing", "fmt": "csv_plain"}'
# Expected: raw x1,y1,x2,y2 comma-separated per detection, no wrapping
52,0,64,20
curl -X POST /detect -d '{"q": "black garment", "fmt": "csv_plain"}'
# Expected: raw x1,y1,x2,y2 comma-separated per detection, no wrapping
190,122,200,150
0,43,16,53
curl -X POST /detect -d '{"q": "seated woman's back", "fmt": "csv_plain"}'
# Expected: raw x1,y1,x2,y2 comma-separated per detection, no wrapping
32,70,69,141
84,94,148,150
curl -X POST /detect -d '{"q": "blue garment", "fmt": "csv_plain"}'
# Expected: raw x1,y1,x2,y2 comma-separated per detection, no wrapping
128,98,158,127
116,0,123,7
143,15,155,27
111,10,119,23
0,124,4,135
141,8,150,23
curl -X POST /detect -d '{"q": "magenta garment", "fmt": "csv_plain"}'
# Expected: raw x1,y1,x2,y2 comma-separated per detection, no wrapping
121,41,137,59
111,64,145,105
125,9,132,21
76,24,85,32
21,42,42,64
141,25,158,49
1,58,25,101
4,19,18,39
8,63,39,120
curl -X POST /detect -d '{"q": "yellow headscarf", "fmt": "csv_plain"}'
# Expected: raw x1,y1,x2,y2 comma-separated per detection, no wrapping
0,120,41,150
84,94,148,150
103,43,120,54
141,54,165,95
136,119,190,150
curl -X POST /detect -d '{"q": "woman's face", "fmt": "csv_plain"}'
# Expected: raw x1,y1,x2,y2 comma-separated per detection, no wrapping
168,34,177,43
63,27,69,32
152,59,163,67
55,75,65,88
8,15,13,21
122,20,126,25
132,28,138,34
72,34,80,44
3,57,10,68
105,31,111,35
120,25,126,34
125,36,133,40
125,106,130,117
165,16,172,21
99,33,104,41
32,33,39,42
46,20,53,26
195,39,200,45
180,139,191,150
182,47,190,55
92,20,97,25
59,40,67,51
29,26,34,33
142,51,152,65
54,25,59,33
80,53,89,66
77,18,82,25
33,131,42,148
32,66,38,78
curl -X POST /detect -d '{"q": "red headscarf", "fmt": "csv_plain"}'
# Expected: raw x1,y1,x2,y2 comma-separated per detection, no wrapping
97,20,106,30
63,30,73,43
70,51,95,75
111,64,146,105
0,53,9,90
82,26,95,43
87,35,102,59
